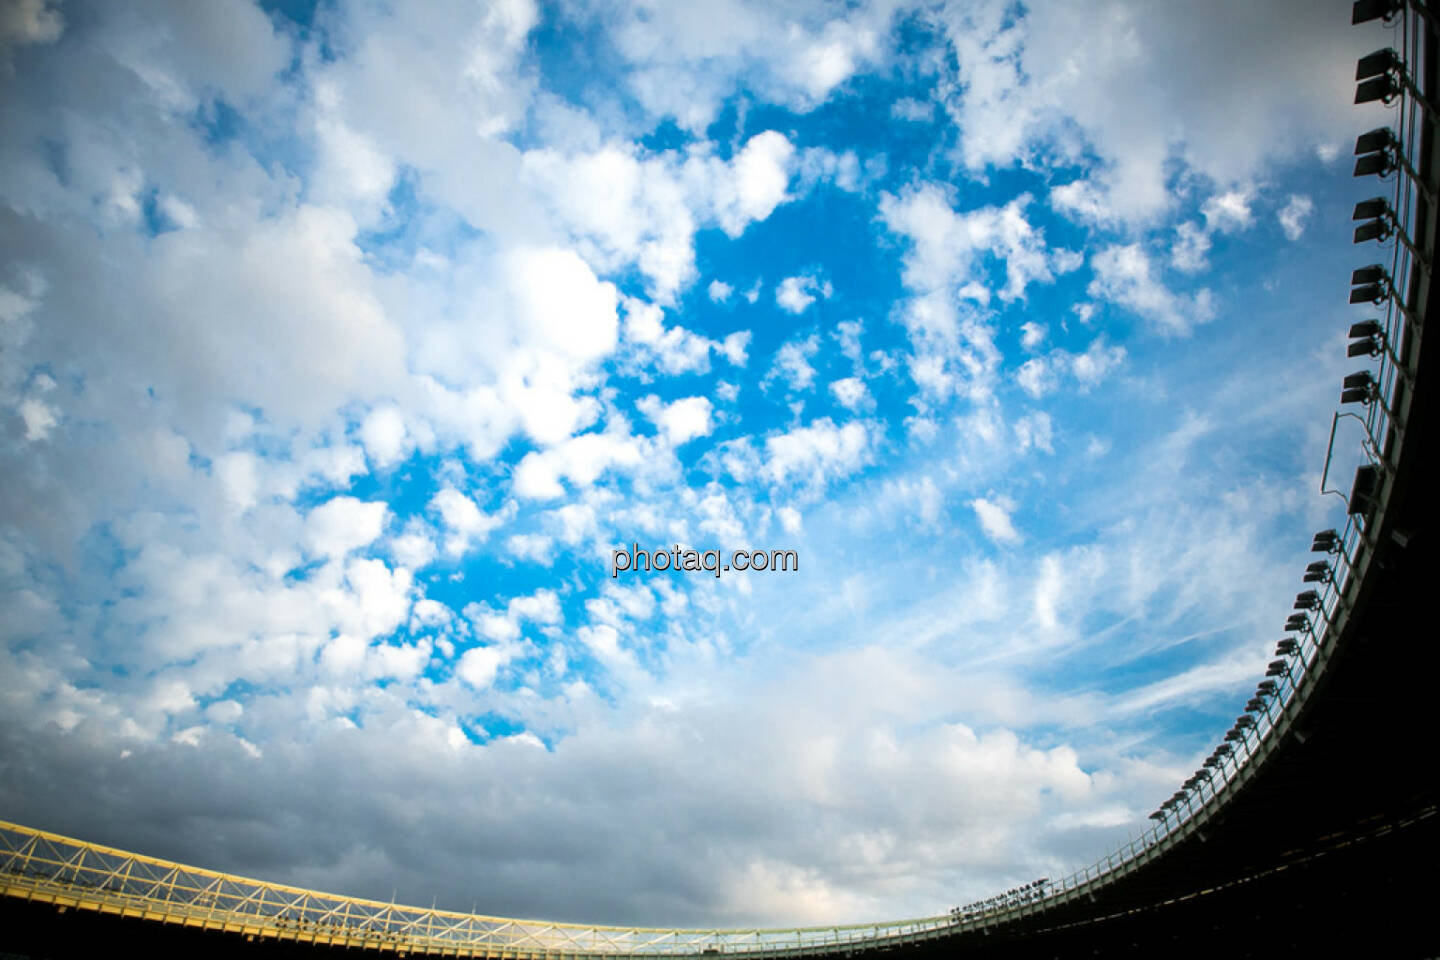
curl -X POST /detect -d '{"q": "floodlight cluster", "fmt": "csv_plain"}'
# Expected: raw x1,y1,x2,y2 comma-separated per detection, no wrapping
947,878,1051,924
1145,0,1428,832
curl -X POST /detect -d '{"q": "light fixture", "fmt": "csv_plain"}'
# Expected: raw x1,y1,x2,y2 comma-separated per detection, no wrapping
1294,590,1321,610
1275,639,1299,656
1311,529,1339,552
1349,320,1386,359
1265,660,1289,677
1349,263,1390,304
1353,0,1404,25
1355,127,1398,178
1355,48,1403,104
1341,370,1378,408
1235,714,1256,728
1303,560,1333,583
1352,196,1393,244
1285,613,1310,631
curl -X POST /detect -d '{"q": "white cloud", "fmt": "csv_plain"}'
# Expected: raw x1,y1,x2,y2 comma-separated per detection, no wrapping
1088,244,1215,336
880,185,1058,301
828,376,871,412
512,432,644,500
891,97,932,121
391,520,438,570
719,330,751,367
306,497,388,560
775,273,832,314
1013,412,1054,454
708,279,733,302
970,496,1021,546
1170,221,1212,274
431,488,506,557
638,395,715,446
711,131,797,236
1278,194,1314,241
18,397,57,441
1,0,64,55
767,335,821,392
360,405,407,468
763,418,872,487
937,1,1367,223
1201,185,1256,234
777,505,802,534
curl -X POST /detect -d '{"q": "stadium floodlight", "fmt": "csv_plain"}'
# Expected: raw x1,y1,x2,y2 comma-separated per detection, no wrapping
1353,197,1390,221
1342,371,1377,405
1275,639,1300,656
1351,264,1387,284
1355,130,1397,177
1340,386,1371,404
1355,126,1398,157
1356,48,1401,82
1294,590,1321,610
1203,756,1220,768
1285,613,1310,631
1356,72,1402,105
1353,0,1404,25
1214,743,1232,755
1303,560,1333,583
1246,698,1266,712
1353,196,1393,244
1236,714,1257,728
1348,336,1383,358
1265,661,1289,678
1349,264,1390,304
1355,48,1403,104
1348,320,1386,359
1350,197,1428,267
1350,319,1384,339
1311,529,1339,552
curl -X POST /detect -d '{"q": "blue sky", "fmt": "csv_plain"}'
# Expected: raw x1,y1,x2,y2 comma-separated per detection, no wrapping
0,0,1390,928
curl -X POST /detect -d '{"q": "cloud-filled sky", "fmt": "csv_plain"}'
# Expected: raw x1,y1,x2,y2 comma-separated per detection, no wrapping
0,0,1389,929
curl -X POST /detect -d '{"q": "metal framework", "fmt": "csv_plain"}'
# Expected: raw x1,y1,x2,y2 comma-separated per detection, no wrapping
2,3,1433,956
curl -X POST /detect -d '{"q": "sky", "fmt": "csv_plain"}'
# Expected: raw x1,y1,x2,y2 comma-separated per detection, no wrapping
0,0,1393,929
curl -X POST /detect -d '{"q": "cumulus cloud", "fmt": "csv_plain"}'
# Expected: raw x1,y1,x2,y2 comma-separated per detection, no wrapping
775,273,832,313
431,489,507,557
306,497,389,560
880,185,1061,301
638,395,715,446
1088,244,1215,336
970,496,1022,546
766,335,821,392
763,418,872,487
1277,194,1314,241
